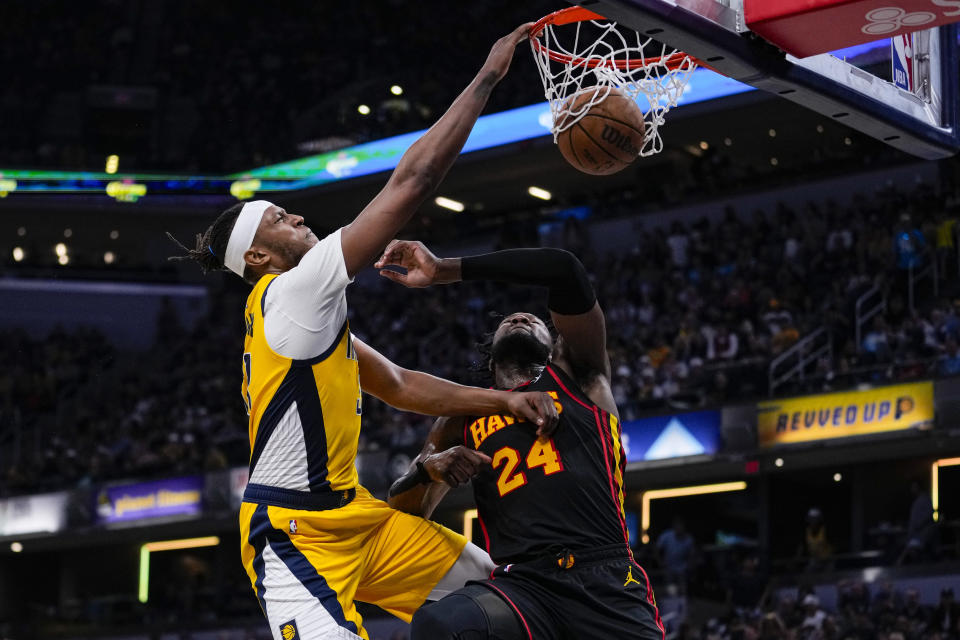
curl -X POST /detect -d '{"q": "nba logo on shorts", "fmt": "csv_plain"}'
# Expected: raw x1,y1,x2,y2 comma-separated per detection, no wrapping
279,620,300,640
289,519,298,534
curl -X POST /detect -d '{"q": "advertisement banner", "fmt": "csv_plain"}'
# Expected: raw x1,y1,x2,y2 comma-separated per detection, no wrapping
757,381,934,447
621,410,722,463
96,476,203,524
0,491,70,536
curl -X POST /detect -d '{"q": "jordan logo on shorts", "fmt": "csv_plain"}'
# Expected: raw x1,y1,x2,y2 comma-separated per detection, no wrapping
279,620,300,640
624,566,641,587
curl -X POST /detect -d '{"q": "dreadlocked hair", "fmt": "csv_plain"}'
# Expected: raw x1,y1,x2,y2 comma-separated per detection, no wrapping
166,202,245,274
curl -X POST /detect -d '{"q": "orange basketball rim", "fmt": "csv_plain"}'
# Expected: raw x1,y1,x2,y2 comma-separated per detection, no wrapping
529,6,702,72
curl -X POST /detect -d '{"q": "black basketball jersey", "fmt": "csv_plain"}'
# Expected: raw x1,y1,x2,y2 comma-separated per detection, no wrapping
464,365,630,565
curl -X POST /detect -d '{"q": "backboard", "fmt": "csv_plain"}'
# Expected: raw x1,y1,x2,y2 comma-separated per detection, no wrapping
564,0,959,159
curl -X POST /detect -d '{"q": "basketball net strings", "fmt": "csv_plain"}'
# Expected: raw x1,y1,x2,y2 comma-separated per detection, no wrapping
531,19,696,157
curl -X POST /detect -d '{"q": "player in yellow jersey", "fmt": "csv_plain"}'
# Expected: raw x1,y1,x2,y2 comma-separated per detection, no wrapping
167,24,558,640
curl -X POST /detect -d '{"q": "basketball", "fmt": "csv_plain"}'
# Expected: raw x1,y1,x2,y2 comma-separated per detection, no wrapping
556,88,646,175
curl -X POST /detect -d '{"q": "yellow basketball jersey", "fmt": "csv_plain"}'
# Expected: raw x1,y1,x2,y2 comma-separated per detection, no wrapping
241,274,362,500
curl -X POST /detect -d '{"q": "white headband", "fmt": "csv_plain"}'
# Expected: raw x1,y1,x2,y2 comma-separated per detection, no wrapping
225,200,273,277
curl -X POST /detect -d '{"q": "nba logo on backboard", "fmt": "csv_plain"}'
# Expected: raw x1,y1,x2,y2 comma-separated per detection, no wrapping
289,519,298,534
892,33,915,92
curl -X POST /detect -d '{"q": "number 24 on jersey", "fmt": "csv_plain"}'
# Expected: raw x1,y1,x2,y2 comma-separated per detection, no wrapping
492,439,564,497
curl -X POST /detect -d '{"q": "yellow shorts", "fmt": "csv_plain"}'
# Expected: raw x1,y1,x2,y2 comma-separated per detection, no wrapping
239,485,467,640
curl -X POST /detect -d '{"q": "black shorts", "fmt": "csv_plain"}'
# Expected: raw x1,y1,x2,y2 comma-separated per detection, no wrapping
472,544,665,640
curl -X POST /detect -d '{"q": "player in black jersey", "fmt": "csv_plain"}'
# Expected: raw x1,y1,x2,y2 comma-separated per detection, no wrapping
378,242,664,640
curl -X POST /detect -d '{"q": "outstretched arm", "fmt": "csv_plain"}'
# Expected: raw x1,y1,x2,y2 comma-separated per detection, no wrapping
354,336,558,429
339,24,531,278
375,243,612,395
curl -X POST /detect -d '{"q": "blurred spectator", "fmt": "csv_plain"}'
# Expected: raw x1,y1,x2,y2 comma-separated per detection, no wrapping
933,588,959,637
903,589,930,627
727,555,768,611
800,594,826,631
894,214,927,271
900,481,937,565
939,337,960,376
799,508,833,572
657,517,696,593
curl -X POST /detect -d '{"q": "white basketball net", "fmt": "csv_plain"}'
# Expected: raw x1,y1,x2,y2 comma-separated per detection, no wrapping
530,12,697,157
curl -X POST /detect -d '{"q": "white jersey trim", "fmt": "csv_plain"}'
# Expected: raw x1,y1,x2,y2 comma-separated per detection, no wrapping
248,401,310,491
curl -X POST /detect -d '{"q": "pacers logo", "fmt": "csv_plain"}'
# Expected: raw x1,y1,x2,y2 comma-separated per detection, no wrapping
279,620,300,640
896,395,915,420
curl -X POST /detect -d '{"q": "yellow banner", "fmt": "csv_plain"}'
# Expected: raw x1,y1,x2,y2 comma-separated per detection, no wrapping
757,381,934,447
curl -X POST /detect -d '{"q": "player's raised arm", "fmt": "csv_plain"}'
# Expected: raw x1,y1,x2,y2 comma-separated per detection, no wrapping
375,241,611,384
352,336,558,426
339,23,531,278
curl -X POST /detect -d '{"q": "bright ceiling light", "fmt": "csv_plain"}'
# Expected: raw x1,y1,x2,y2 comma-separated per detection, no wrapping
12,247,24,262
390,85,403,96
528,186,552,200
435,196,464,212
58,254,69,266
55,243,67,257
357,104,371,115
104,251,116,265
105,154,119,174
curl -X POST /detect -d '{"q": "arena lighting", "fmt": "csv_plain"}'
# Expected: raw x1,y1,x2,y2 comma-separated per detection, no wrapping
138,536,220,603
357,104,371,115
12,247,23,262
640,481,747,544
109,229,119,240
58,254,69,266
103,251,116,265
16,226,25,236
833,473,842,482
390,85,403,96
10,542,22,553
105,154,119,174
699,141,709,150
462,508,478,540
932,457,960,522
434,196,465,212
774,457,784,467
768,128,777,137
527,186,551,200
0,178,15,197
63,228,72,238
54,243,67,257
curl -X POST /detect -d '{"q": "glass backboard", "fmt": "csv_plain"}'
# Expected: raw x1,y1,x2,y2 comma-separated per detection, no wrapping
565,0,959,159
